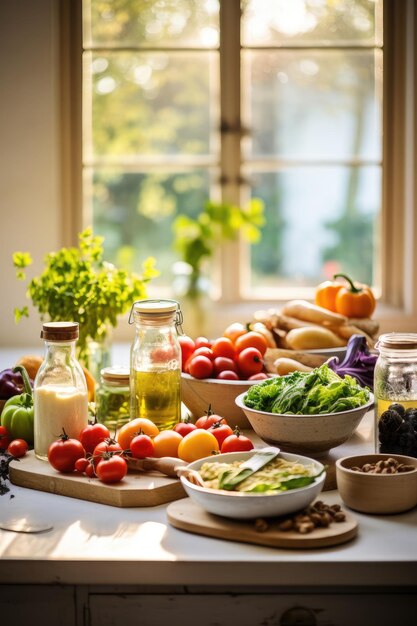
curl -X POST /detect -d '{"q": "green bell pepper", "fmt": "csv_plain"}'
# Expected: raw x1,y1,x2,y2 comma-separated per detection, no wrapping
1,366,34,444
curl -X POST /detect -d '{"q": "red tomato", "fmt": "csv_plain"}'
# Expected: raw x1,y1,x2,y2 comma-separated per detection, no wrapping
211,337,236,360
208,422,234,447
174,421,198,437
93,438,123,465
234,331,268,356
78,423,111,455
248,372,268,380
0,425,11,451
221,430,254,453
192,347,215,361
216,370,240,380
194,336,211,349
7,438,28,458
236,347,264,378
213,356,237,376
96,455,127,483
74,457,90,473
130,433,155,459
194,412,227,429
178,335,195,370
188,355,214,379
48,432,86,473
85,461,96,478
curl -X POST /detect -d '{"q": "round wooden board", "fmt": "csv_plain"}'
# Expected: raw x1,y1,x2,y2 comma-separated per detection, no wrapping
167,498,358,549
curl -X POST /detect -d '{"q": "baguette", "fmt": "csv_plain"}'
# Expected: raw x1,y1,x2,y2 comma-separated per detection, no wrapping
285,326,346,351
264,348,327,371
273,313,313,332
281,299,347,327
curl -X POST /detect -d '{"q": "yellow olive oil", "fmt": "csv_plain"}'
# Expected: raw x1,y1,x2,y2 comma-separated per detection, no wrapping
132,369,180,430
376,398,417,417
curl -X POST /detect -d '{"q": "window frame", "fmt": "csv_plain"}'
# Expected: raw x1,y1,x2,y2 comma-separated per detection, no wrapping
61,0,417,336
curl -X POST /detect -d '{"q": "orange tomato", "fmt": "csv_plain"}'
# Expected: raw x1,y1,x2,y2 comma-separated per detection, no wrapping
211,337,236,360
234,331,268,356
177,429,220,462
152,430,183,458
223,322,247,344
117,418,160,451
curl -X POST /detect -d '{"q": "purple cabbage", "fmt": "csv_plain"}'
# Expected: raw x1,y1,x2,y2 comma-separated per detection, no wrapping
327,334,377,390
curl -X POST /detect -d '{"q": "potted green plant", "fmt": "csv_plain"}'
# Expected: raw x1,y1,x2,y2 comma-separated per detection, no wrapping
13,228,159,379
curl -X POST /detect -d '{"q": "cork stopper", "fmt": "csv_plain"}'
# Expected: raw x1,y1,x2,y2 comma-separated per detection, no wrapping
40,322,79,341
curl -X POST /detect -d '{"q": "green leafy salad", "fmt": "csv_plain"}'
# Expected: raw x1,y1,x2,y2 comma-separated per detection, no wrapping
244,363,370,415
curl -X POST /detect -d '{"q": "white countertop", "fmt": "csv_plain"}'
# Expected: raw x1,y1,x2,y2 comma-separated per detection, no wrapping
1,346,417,589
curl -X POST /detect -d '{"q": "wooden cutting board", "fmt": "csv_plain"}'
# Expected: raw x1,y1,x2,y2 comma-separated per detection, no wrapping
167,498,358,549
9,451,185,508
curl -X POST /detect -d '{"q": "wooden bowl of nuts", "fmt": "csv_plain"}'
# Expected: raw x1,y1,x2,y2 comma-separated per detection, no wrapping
336,454,417,514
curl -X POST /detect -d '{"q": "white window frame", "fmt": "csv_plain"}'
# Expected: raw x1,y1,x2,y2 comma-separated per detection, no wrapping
61,0,417,337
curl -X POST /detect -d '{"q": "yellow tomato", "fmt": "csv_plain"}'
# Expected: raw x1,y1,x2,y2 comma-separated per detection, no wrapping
223,322,247,344
177,429,220,462
117,418,160,450
153,430,183,458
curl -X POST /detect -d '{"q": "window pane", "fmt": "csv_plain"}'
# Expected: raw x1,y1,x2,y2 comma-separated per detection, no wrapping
84,51,219,159
243,49,382,160
86,169,212,286
83,0,220,48
242,0,381,47
248,166,381,289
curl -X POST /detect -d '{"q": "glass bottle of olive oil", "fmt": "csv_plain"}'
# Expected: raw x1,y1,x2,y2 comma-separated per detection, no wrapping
129,299,182,431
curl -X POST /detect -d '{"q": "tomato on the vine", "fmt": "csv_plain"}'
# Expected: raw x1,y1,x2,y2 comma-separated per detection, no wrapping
74,457,90,473
7,438,28,458
173,421,197,437
0,425,11,451
221,429,254,453
78,423,111,454
117,418,159,450
85,461,96,478
208,422,234,447
95,454,127,483
130,433,155,459
236,347,264,378
194,410,227,430
48,430,86,473
93,438,123,465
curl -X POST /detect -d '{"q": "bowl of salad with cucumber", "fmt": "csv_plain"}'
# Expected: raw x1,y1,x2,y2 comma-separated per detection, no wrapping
235,363,373,455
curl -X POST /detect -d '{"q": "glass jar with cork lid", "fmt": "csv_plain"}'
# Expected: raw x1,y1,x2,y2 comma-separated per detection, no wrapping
374,333,417,458
129,299,183,431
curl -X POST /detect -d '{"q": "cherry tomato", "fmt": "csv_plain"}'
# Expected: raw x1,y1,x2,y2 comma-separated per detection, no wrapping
173,421,198,437
208,422,234,447
78,423,111,455
223,322,247,344
177,429,219,462
153,430,183,458
0,425,11,451
130,433,155,459
7,438,28,458
85,461,96,478
194,411,227,429
178,335,195,370
221,429,254,453
211,337,236,360
192,347,215,361
248,372,268,380
93,438,123,465
194,336,211,349
234,331,268,356
74,457,90,473
236,347,264,378
96,454,127,483
188,355,214,379
48,431,86,473
213,356,237,376
117,418,160,450
216,370,240,380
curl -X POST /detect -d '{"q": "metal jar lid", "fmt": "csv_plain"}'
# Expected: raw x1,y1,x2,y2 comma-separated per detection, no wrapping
40,322,79,341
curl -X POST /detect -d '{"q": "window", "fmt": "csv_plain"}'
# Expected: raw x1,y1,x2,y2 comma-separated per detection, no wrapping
73,0,416,336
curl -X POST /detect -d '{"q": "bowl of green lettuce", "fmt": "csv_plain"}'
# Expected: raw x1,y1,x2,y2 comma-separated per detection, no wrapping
235,363,373,455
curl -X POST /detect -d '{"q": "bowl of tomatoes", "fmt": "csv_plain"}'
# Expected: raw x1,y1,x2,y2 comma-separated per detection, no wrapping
180,325,273,429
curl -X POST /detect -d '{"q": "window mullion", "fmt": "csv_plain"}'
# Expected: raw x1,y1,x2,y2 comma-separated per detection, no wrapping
219,0,242,303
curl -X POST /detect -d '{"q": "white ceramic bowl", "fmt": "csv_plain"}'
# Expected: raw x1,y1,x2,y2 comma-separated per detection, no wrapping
235,392,374,455
181,373,263,429
180,450,326,519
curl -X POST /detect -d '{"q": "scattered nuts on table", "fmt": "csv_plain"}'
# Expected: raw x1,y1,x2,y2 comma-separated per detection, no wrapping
351,458,416,474
254,500,346,535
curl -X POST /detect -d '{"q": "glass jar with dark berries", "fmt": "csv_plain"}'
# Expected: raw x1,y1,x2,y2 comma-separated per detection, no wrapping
374,333,417,458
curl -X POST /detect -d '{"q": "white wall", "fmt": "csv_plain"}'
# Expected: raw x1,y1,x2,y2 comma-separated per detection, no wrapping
0,0,61,349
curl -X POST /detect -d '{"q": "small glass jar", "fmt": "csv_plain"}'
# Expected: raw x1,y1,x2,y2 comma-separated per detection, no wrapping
374,333,417,458
96,366,130,432
34,322,89,460
129,299,182,430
